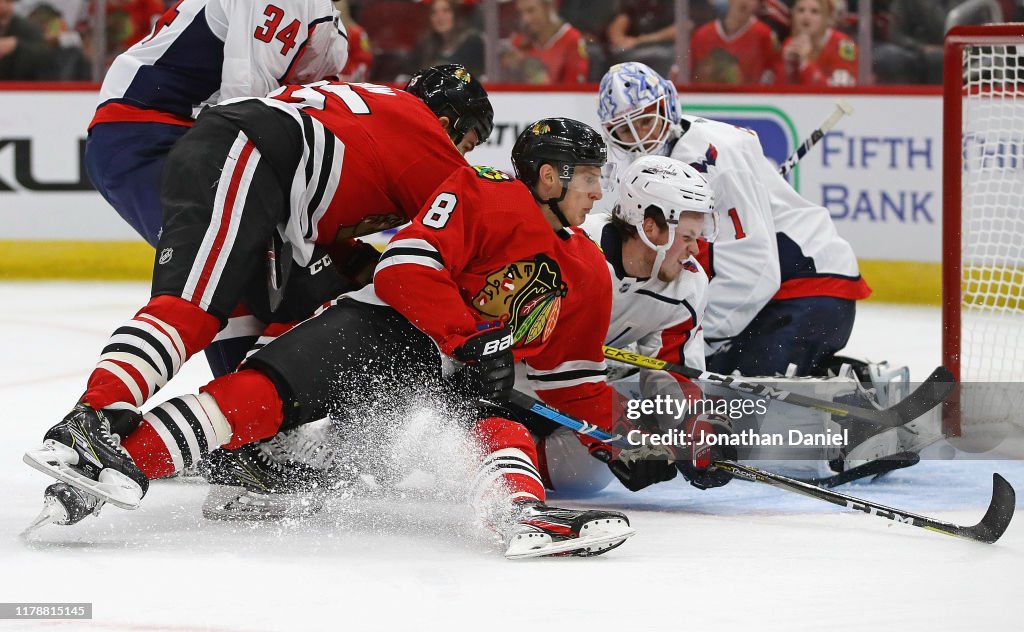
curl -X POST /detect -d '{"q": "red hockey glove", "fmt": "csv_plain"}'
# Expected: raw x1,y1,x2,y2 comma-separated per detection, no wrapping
677,413,736,490
453,322,516,402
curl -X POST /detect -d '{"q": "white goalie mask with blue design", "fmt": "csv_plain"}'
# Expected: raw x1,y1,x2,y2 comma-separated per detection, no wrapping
597,62,682,156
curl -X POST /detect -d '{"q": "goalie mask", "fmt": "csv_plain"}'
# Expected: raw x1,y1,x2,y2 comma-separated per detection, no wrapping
406,64,494,147
615,155,716,275
598,62,682,156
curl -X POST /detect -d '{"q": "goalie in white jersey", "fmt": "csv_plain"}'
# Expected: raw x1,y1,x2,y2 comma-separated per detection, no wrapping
596,62,872,378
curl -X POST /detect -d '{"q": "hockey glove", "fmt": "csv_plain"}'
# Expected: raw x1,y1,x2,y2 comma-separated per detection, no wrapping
328,238,382,292
591,443,678,492
453,323,516,402
677,413,737,490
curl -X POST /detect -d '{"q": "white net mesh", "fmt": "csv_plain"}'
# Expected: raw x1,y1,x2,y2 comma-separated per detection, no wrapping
961,41,1024,381
956,35,1024,444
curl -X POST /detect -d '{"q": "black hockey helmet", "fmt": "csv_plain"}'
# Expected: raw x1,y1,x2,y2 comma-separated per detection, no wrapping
512,118,607,188
405,64,494,146
511,118,607,227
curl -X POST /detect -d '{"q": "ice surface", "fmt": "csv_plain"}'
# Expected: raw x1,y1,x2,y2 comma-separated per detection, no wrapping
1,283,1021,631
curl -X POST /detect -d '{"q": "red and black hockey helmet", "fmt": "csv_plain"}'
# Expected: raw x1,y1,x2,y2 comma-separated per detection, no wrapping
405,64,494,146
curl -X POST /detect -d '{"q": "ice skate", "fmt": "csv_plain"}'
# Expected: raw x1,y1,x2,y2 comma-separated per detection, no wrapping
23,483,105,535
24,404,148,510
502,500,636,560
202,443,333,521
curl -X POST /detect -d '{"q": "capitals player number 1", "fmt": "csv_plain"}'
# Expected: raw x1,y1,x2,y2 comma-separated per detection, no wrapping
727,208,746,239
424,192,458,229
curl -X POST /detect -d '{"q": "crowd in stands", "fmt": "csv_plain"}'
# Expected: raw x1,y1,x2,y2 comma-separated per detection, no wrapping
0,0,1018,84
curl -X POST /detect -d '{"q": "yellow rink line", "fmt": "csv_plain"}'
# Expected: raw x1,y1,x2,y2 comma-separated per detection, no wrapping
1,240,944,305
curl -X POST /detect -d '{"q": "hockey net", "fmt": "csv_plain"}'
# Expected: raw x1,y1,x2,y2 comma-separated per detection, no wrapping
943,24,1024,439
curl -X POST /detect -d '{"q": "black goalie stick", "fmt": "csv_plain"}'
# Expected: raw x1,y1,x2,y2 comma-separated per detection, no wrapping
495,390,1015,544
602,346,956,428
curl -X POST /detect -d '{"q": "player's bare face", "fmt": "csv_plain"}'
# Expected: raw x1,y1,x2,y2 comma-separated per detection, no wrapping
560,166,604,226
793,0,827,38
456,128,482,155
656,214,704,282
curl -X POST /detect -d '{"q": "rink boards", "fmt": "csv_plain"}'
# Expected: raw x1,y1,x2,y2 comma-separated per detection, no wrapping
0,85,947,304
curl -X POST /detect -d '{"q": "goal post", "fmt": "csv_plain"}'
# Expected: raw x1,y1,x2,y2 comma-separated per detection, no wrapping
943,24,1024,438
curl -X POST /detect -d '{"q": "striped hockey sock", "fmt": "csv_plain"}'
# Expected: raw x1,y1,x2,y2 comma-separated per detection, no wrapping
123,393,231,479
83,295,220,409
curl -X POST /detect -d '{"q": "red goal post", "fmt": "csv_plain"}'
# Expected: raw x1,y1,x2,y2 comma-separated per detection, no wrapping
942,24,1024,437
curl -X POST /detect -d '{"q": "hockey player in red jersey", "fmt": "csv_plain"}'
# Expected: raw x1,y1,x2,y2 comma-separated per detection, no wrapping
25,118,637,559
22,69,496,524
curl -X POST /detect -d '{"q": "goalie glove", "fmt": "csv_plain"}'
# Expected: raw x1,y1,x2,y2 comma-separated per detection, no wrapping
677,413,737,490
453,322,516,401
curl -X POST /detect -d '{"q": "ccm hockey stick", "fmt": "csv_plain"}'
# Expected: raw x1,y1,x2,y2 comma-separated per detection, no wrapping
778,99,854,177
602,346,955,428
497,390,1016,544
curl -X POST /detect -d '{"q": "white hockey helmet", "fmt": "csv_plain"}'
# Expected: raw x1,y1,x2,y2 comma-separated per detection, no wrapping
597,62,682,155
615,155,716,271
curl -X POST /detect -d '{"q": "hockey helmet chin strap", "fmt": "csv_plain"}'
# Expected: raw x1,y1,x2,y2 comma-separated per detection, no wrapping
633,215,676,280
533,162,576,230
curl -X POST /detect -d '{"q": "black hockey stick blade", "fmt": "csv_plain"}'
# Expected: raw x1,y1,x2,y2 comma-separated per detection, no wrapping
889,365,956,424
953,473,1016,544
796,452,921,488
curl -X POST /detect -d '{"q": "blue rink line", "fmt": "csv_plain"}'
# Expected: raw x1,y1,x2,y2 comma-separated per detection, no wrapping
548,458,1024,517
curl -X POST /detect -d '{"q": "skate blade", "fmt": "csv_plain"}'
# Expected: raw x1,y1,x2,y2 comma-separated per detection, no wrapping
202,485,324,521
24,444,142,510
505,519,637,560
20,499,67,537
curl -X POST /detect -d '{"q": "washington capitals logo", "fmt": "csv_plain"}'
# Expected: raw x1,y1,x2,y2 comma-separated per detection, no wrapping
689,144,719,174
683,260,699,273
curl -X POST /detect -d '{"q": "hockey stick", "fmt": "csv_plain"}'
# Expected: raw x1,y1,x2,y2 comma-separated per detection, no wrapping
778,100,854,177
795,452,920,488
602,346,955,428
497,390,1016,544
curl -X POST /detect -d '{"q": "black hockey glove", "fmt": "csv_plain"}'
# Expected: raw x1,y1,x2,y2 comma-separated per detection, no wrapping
677,413,737,490
328,238,382,292
591,443,677,492
453,323,516,402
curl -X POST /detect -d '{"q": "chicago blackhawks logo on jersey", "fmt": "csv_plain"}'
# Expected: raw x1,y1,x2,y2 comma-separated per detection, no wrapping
472,254,567,347
472,165,513,182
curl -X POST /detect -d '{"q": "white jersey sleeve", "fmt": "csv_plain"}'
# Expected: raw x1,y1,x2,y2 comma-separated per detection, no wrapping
670,117,781,353
213,0,348,106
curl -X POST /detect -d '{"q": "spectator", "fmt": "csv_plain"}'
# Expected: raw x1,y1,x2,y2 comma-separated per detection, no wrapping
25,2,90,79
334,0,373,81
412,0,484,77
500,0,588,84
0,0,54,80
775,0,857,85
606,0,716,78
874,0,964,84
690,0,779,85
